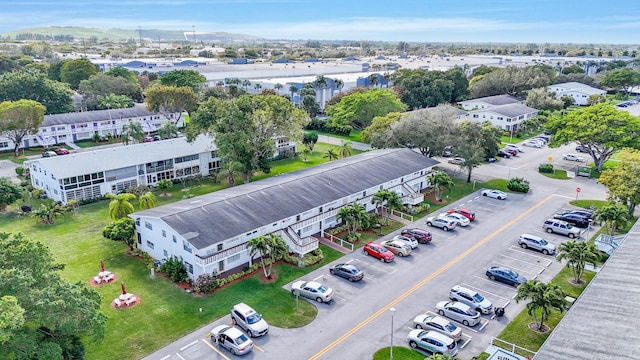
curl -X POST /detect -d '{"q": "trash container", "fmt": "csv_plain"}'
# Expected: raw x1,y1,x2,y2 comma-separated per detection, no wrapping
494,307,505,317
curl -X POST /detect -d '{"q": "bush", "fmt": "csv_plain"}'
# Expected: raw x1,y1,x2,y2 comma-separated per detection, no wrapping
507,177,530,193
538,164,554,173
325,123,352,136
159,256,189,283
193,274,217,294
15,166,25,176
305,117,327,131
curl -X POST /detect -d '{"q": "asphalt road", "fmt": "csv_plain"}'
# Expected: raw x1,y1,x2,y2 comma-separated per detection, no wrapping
143,140,607,360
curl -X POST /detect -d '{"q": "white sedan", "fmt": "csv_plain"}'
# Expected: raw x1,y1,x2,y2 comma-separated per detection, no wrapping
481,189,507,200
438,212,470,227
523,140,543,148
563,153,585,162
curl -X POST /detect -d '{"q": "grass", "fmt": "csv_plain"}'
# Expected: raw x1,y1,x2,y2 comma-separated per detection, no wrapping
0,148,48,164
584,159,618,178
75,139,123,148
569,199,608,210
495,265,595,355
416,178,488,218
540,169,569,180
500,130,543,144
373,346,426,360
306,129,364,143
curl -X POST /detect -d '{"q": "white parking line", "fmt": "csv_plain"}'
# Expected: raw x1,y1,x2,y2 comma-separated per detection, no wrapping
459,336,472,349
202,339,230,360
553,194,575,200
313,275,325,281
179,340,199,351
491,261,539,277
176,354,186,360
499,253,549,268
160,356,171,360
346,259,354,264
473,275,519,292
478,321,489,331
507,246,554,263
461,283,511,302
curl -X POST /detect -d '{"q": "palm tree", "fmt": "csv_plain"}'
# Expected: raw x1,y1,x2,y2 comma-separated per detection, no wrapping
323,148,339,161
253,83,262,92
31,203,66,224
274,83,283,95
337,207,356,235
556,241,600,284
428,171,455,201
385,191,403,223
301,148,311,162
138,191,156,210
334,78,344,93
515,280,566,331
289,85,298,103
338,141,353,158
593,203,630,235
121,121,144,144
217,158,244,187
242,79,251,92
248,235,270,278
157,121,179,139
106,193,137,220
368,73,379,88
337,202,367,236
382,72,392,88
248,233,287,279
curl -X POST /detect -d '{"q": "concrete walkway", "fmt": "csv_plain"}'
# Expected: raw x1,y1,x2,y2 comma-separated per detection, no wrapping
318,236,352,254
317,134,371,151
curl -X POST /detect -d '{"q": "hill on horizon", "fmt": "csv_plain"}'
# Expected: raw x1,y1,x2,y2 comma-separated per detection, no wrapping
1,26,261,42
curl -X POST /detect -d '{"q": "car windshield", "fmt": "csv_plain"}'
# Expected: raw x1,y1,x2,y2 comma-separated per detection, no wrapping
379,247,388,253
445,322,458,332
318,285,328,293
566,224,574,229
236,333,249,343
247,313,262,324
472,293,484,302
507,270,518,278
539,239,548,245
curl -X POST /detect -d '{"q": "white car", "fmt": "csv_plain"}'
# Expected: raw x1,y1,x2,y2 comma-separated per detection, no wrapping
392,235,419,249
209,325,254,355
438,212,470,227
412,314,463,342
435,300,481,327
449,285,493,314
447,157,465,165
523,139,543,148
481,189,507,200
291,281,334,303
505,144,524,153
563,153,584,162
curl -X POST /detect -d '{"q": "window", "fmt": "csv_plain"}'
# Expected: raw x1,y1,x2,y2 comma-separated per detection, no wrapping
146,240,154,249
319,206,323,213
184,261,193,274
296,215,300,221
162,230,166,237
228,254,240,263
145,221,152,230
163,249,168,257
183,241,192,253
0,142,8,149
217,244,223,251
362,191,366,197
172,235,177,243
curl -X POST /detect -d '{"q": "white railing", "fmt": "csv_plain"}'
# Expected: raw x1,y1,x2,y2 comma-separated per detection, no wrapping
490,337,536,359
324,233,354,251
196,242,248,266
278,228,318,255
391,208,414,222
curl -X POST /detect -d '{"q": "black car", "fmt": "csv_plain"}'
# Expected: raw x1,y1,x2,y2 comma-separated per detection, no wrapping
560,209,593,219
329,263,364,282
575,145,588,153
497,150,512,158
401,228,432,243
485,156,497,163
486,266,527,287
553,213,590,228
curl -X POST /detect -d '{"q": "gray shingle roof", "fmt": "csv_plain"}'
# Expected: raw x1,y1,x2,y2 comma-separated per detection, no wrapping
464,94,521,106
478,103,538,118
534,219,640,360
548,82,605,96
42,105,157,126
133,148,439,250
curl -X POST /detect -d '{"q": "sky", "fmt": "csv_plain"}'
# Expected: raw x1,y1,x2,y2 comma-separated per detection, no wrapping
0,0,639,44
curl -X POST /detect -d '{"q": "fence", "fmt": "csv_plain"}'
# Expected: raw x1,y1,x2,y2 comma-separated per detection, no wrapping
490,337,536,359
324,233,354,252
390,209,414,222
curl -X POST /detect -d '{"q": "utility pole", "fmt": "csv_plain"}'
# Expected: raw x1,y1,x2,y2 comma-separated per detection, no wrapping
192,25,196,45
138,26,143,46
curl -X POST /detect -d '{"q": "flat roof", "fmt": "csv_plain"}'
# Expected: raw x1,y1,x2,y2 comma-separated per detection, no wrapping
534,219,640,359
460,94,521,106
30,135,215,178
471,103,538,118
132,148,439,250
42,105,157,126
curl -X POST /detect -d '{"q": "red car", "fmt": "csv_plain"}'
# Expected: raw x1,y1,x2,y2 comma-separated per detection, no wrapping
54,148,70,155
400,228,432,243
505,148,518,156
363,242,394,262
447,208,476,221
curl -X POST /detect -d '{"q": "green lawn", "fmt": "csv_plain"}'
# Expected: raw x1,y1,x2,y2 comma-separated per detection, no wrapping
569,199,608,210
540,169,569,180
307,129,364,143
501,130,543,144
373,346,426,360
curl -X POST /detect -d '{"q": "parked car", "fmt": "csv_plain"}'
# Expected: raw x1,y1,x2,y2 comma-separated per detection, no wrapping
400,228,432,244
563,153,584,162
209,325,254,356
542,219,582,238
363,242,395,262
230,303,269,337
152,135,162,141
523,139,543,148
412,314,462,342
535,135,551,143
448,285,493,314
505,144,524,153
381,239,412,257
553,213,590,228
481,189,507,200
392,234,419,249
560,209,593,219
448,157,465,165
497,149,512,158
407,330,458,356
438,212,470,227
290,280,334,303
486,266,527,287
435,301,481,327
42,151,58,158
442,146,454,157
446,208,476,221
504,148,518,157
425,216,457,231
485,155,497,163
54,148,70,155
518,234,556,255
575,145,589,153
144,136,154,142
329,263,364,282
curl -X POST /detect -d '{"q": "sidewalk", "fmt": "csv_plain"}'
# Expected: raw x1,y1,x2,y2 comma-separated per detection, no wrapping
317,134,371,151
318,236,352,255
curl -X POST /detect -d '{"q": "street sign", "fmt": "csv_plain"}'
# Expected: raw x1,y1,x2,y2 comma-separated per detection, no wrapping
576,187,581,193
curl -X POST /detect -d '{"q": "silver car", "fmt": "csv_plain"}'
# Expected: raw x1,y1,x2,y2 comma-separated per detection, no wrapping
392,235,419,249
448,285,493,314
407,330,458,356
542,219,581,239
291,280,334,303
412,314,462,342
518,234,556,255
209,325,254,356
231,303,269,337
435,301,481,327
425,216,457,231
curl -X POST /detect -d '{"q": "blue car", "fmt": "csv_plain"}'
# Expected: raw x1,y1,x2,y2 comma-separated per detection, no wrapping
486,266,527,287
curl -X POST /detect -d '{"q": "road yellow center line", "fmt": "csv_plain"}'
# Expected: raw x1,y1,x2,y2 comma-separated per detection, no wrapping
309,194,555,360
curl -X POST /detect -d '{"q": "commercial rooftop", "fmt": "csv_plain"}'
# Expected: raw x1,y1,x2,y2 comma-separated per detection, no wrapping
42,105,157,126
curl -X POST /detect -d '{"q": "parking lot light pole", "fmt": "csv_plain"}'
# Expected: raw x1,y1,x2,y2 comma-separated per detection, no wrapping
390,307,396,360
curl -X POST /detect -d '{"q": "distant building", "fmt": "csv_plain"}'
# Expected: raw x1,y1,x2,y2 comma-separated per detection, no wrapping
468,104,538,131
547,82,606,106
459,95,522,110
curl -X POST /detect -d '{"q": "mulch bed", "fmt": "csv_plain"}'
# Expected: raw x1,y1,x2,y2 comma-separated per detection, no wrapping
528,322,550,333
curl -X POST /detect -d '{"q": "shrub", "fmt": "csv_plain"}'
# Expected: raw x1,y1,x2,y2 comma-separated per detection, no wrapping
538,164,554,173
507,177,530,193
159,256,189,283
15,166,25,176
193,274,217,294
305,117,327,131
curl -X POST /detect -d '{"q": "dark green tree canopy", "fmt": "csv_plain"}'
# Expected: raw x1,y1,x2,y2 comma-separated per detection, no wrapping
59,59,100,90
393,68,468,110
0,99,46,157
78,73,142,110
160,69,207,93
0,177,22,211
0,70,74,114
325,88,405,130
470,64,556,98
600,68,640,97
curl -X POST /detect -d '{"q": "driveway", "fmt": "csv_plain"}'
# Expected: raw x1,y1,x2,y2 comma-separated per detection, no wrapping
0,160,20,183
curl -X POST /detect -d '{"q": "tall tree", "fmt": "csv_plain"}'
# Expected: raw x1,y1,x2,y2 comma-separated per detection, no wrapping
361,112,402,145
334,78,344,93
0,232,107,358
453,121,497,182
302,131,318,151
0,178,22,212
145,84,198,126
515,280,566,332
470,64,556,98
104,67,140,85
597,149,640,215
157,121,179,139
427,171,455,201
323,148,339,161
0,99,46,157
546,103,640,171
160,69,207,93
248,233,287,279
338,141,353,158
102,218,137,250
274,83,283,95
556,241,600,284
325,88,405,130
106,193,137,220
368,74,379,88
0,70,74,114
593,202,630,235
600,68,640,97
78,73,141,110
392,68,468,110
526,88,564,111
59,58,99,89
138,191,156,210
121,121,145,144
